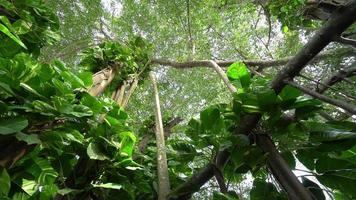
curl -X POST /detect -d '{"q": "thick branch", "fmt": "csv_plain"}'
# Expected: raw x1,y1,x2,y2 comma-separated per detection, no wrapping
256,134,312,200
286,80,356,115
151,52,333,70
271,2,356,93
213,164,228,193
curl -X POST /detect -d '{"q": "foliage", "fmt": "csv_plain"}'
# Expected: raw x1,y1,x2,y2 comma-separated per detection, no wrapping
0,1,149,199
178,62,356,199
80,38,153,84
0,0,59,58
1,0,356,199
266,0,316,30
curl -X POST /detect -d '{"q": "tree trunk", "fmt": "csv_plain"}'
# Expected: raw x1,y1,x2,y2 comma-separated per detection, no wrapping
150,72,171,200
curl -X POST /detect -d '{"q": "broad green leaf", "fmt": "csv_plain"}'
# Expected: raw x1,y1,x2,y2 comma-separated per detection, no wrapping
296,149,315,170
257,89,278,110
12,19,32,35
317,173,356,197
60,71,85,89
213,191,239,200
87,142,109,160
0,82,15,96
227,62,251,88
78,71,93,88
0,167,10,196
32,100,57,116
0,22,27,49
92,183,122,190
67,105,93,117
279,85,301,101
250,179,286,200
32,158,58,185
0,117,28,135
315,157,356,173
80,93,102,113
119,131,136,157
12,192,30,200
200,106,224,134
15,132,41,145
20,179,36,196
20,82,47,99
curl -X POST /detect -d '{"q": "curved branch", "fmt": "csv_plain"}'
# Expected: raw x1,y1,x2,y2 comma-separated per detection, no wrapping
151,52,333,69
333,35,356,47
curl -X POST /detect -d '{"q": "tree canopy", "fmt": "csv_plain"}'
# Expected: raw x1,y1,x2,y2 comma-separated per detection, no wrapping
0,0,355,199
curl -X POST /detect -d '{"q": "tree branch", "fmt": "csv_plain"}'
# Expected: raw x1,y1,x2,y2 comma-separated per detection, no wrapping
151,52,332,69
271,2,356,93
286,80,356,115
333,35,356,46
316,62,356,93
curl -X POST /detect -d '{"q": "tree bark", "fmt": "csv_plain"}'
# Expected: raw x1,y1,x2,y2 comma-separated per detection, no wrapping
256,134,312,200
151,51,334,69
150,72,171,200
89,67,117,96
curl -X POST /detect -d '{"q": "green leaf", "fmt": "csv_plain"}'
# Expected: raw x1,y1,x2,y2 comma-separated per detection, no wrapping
78,71,93,88
119,131,136,157
87,142,109,160
257,89,278,111
32,158,58,185
250,179,285,200
317,173,356,197
20,179,37,196
15,132,41,145
80,93,102,113
279,85,301,101
315,157,356,173
67,105,93,117
32,100,57,116
0,167,10,196
227,62,251,88
200,106,225,134
20,82,47,99
0,117,28,135
0,82,16,96
92,183,122,190
0,22,27,49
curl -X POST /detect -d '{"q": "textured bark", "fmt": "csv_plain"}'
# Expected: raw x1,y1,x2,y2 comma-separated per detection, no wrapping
121,78,138,108
256,134,312,200
150,72,170,200
89,67,117,96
